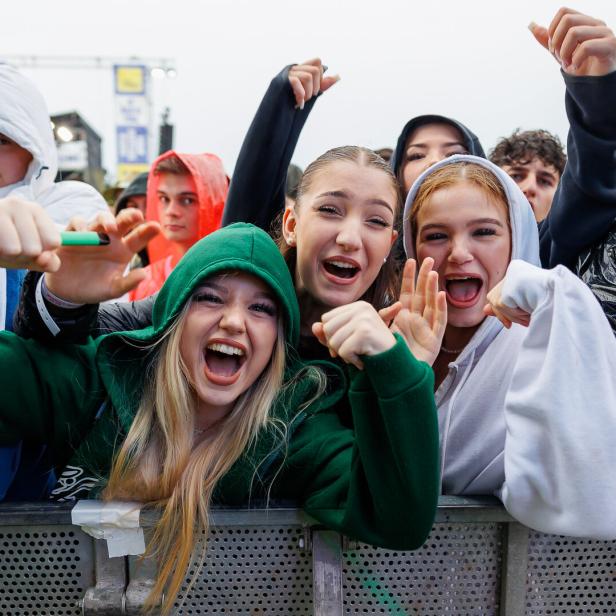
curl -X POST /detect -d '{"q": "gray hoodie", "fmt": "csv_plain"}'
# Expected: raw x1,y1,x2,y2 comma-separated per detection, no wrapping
403,154,616,539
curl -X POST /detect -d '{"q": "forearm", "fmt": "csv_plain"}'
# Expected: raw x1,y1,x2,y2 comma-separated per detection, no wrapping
296,338,439,550
0,331,102,446
13,271,155,343
345,337,439,548
222,65,319,230
500,261,616,538
13,271,99,343
540,70,616,269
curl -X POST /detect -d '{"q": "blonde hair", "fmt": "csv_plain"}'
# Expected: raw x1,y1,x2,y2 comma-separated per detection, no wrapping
103,298,289,613
408,161,510,245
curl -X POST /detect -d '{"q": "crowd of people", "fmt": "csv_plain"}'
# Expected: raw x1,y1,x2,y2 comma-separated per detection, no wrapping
1,6,616,613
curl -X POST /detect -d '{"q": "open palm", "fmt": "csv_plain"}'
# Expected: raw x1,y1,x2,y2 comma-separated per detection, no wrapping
389,258,447,366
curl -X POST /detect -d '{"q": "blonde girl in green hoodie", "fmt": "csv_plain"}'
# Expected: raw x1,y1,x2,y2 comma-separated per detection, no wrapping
0,219,439,613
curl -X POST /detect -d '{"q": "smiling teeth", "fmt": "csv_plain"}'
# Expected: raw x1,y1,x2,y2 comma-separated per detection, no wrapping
207,343,244,356
328,260,355,269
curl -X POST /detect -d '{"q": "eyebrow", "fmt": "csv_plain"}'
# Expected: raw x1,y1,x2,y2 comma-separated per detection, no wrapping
200,281,226,293
538,172,558,181
199,281,276,302
256,292,277,303
406,141,466,150
508,165,559,180
157,190,198,197
420,217,505,231
315,190,394,214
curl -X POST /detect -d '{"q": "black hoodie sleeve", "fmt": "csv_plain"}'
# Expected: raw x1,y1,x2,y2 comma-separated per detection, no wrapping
13,271,155,343
221,65,319,231
539,70,616,270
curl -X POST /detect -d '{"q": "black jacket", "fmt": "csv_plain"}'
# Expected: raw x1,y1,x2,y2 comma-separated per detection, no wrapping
539,71,616,270
222,65,318,231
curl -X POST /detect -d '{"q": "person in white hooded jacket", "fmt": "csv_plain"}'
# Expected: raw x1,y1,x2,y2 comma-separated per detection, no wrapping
0,63,108,332
0,63,108,499
398,153,616,539
0,64,108,221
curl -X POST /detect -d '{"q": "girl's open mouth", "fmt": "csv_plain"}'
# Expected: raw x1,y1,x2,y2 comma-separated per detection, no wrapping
322,258,360,284
445,276,483,308
203,342,246,385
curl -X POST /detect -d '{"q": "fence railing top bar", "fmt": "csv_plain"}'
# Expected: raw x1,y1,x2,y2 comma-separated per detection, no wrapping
0,500,75,525
139,506,316,528
0,495,512,527
436,495,515,522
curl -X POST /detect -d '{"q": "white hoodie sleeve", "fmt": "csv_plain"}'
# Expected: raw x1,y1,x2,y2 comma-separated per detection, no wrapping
498,259,616,538
37,181,110,226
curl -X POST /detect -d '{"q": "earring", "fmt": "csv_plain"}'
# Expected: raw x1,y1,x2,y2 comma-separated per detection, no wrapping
288,236,296,247
383,257,388,264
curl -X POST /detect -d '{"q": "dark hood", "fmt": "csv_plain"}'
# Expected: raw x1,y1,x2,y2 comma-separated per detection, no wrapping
391,114,486,178
115,172,149,213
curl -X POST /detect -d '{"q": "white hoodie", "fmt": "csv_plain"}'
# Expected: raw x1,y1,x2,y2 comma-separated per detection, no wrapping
0,64,109,221
0,64,109,330
403,154,616,539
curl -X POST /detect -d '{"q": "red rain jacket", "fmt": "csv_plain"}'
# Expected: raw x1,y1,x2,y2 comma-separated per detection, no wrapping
129,151,228,301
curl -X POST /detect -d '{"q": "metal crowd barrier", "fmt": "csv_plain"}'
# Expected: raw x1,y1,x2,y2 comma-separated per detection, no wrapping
0,496,614,615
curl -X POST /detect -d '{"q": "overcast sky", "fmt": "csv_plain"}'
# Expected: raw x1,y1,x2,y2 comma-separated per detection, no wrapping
4,0,616,182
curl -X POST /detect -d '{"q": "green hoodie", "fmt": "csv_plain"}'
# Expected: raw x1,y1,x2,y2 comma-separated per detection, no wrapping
0,223,439,550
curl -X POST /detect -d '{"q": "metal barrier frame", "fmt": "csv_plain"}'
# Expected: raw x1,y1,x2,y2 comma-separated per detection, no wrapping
0,496,611,615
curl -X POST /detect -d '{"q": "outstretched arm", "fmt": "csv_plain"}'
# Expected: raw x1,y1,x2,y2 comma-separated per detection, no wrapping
282,301,439,549
222,59,339,230
530,9,616,269
14,272,156,343
10,207,159,343
0,331,103,454
495,260,616,538
279,337,439,549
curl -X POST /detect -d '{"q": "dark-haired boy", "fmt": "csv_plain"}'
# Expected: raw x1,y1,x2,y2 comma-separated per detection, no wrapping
490,129,566,222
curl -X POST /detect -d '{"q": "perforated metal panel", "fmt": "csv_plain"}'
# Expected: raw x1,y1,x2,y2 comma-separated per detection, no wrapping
525,532,616,615
174,525,313,614
342,523,503,614
0,525,94,616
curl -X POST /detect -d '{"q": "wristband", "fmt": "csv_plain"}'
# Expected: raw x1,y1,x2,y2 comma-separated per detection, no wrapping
35,276,61,336
40,277,85,309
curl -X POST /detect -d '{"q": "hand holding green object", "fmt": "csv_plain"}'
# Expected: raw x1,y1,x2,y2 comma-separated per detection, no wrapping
46,209,161,304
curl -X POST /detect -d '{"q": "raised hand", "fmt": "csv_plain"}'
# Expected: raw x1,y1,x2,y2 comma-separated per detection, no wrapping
390,258,447,366
0,196,61,272
288,58,340,109
312,301,398,370
483,279,531,329
529,8,616,76
45,208,160,304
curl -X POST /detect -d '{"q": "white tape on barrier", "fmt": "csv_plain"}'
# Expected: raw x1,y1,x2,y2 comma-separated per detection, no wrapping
71,500,146,558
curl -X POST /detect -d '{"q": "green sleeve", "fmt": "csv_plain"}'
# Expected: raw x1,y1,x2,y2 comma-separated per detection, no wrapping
0,331,105,450
277,336,439,550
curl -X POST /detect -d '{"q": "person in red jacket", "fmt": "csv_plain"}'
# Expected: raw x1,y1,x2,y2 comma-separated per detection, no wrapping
129,151,228,301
